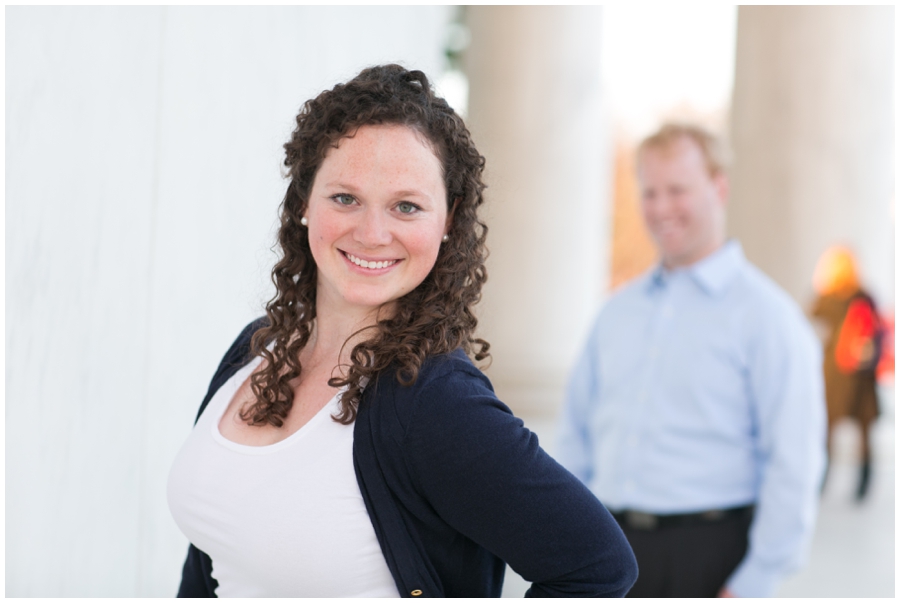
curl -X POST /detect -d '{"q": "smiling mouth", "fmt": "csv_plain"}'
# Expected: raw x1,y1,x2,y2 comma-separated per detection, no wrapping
653,220,683,235
342,251,399,270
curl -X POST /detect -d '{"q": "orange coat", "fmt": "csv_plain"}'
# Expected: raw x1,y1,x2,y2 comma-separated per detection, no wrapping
811,291,880,426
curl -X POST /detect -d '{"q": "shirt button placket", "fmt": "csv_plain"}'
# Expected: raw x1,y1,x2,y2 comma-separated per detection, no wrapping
622,284,668,501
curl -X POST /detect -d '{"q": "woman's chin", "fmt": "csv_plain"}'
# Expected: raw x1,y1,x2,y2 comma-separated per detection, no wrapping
334,292,401,316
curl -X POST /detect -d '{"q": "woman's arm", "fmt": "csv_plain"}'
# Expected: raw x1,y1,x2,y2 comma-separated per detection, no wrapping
177,544,218,597
403,364,638,597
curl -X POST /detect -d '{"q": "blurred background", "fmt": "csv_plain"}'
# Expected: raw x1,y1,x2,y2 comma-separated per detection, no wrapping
5,6,894,597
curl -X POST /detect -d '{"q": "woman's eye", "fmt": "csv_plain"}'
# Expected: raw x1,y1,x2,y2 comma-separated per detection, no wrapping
397,202,419,214
332,194,356,206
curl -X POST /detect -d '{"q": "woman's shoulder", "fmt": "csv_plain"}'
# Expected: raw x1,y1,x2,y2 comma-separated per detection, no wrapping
211,315,270,377
231,316,270,352
194,317,269,423
362,348,508,439
382,348,496,404
420,348,491,385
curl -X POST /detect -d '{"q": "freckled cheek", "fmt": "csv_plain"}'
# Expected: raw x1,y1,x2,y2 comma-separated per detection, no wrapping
307,213,348,248
403,232,443,270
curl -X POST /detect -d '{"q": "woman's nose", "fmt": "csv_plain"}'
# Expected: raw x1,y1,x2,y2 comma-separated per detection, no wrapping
353,208,393,248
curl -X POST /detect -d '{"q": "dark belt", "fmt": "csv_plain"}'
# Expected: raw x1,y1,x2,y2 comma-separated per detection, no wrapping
612,504,754,531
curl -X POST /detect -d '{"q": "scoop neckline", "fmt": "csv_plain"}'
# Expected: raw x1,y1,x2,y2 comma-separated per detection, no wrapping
209,357,345,455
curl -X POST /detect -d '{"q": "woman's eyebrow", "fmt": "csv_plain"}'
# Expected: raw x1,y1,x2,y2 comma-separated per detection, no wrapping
392,188,433,200
321,180,362,193
323,181,434,201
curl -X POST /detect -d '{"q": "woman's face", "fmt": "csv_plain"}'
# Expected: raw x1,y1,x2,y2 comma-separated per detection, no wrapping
305,124,450,316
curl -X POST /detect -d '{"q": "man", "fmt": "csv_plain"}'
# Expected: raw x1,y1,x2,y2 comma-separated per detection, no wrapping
557,123,826,597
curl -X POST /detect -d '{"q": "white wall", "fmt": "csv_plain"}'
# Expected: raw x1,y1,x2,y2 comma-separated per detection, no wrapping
6,6,451,596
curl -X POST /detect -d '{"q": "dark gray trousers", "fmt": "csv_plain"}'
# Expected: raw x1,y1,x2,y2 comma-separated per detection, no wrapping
619,512,753,597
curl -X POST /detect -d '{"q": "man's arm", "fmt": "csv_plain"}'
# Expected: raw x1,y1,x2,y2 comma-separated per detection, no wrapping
555,317,602,484
726,307,827,597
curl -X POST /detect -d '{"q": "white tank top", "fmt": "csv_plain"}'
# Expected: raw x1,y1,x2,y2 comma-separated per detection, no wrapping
167,356,400,597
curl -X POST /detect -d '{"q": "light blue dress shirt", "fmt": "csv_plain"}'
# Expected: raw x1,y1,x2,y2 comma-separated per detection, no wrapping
557,241,826,597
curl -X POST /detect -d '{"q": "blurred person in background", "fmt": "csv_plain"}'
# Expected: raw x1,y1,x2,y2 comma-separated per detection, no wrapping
167,64,637,598
810,246,884,500
557,123,827,597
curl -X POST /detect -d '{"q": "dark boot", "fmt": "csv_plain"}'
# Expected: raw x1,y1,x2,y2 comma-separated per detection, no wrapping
856,460,871,501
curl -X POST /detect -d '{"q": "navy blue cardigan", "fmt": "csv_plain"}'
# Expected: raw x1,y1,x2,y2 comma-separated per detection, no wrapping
177,319,637,597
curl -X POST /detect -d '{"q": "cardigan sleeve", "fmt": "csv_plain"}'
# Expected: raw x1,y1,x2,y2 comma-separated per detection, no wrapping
177,544,218,597
402,365,638,597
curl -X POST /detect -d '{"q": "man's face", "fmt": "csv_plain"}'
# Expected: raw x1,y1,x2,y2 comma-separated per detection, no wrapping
637,137,728,269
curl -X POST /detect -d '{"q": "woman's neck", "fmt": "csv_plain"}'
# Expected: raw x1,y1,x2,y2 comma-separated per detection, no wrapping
304,297,392,371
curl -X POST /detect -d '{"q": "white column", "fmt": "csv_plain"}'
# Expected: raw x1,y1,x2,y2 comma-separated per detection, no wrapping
6,6,451,596
728,6,894,305
464,6,608,416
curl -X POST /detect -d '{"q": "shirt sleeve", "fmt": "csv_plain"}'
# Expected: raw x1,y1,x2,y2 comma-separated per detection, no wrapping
726,308,827,597
555,316,602,484
403,367,638,597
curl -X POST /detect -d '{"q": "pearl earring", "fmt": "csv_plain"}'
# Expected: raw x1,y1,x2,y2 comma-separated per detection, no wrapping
300,216,308,226
442,234,449,243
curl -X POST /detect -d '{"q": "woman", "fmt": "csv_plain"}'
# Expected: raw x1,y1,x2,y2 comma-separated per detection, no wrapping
168,64,637,597
811,246,882,500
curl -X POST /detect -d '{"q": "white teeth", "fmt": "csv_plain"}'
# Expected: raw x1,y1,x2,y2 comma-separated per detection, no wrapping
346,253,396,270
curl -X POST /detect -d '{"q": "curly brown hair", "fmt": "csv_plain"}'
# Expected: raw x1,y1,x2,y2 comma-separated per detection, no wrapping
243,64,490,427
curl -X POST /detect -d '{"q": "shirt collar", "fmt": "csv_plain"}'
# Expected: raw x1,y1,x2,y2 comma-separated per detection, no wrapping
646,240,745,297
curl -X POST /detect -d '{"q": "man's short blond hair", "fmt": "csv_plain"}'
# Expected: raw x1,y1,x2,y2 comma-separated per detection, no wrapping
637,123,730,177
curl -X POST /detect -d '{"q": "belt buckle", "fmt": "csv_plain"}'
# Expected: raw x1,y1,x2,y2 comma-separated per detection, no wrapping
625,510,659,530
700,509,725,521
